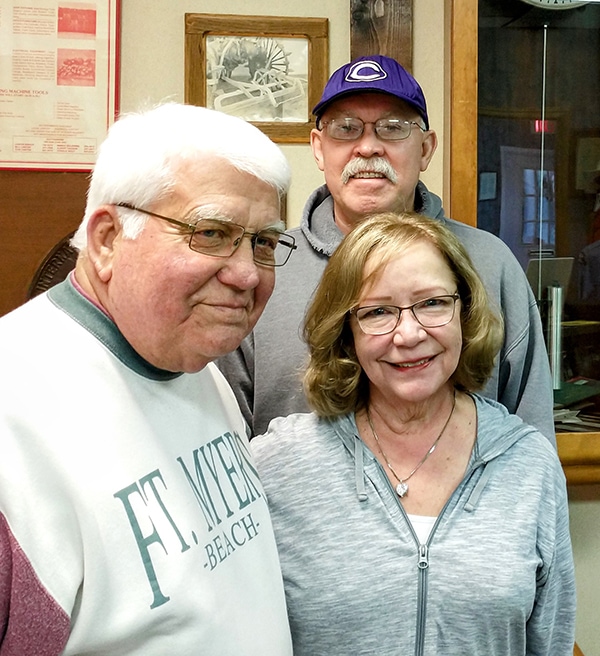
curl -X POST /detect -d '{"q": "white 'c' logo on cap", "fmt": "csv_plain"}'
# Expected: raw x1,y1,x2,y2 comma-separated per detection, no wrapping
345,60,388,82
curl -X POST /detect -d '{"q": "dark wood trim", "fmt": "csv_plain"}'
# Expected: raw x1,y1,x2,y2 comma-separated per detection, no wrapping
0,170,87,317
350,0,412,70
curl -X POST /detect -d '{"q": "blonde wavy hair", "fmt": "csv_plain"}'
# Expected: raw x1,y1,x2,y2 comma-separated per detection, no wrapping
303,212,504,418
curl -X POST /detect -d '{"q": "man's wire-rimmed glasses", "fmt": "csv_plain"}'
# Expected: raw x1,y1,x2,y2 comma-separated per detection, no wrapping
317,117,426,142
351,294,460,335
116,202,297,267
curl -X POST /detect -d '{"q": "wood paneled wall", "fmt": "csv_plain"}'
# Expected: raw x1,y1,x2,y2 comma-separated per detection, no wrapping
0,170,88,317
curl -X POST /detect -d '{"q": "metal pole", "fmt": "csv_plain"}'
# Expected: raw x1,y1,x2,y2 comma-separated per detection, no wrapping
548,284,563,390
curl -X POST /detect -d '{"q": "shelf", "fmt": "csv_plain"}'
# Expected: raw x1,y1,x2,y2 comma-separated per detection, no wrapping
557,431,600,485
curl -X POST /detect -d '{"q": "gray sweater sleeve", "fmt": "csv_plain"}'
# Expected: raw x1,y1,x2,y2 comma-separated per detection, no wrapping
217,333,255,430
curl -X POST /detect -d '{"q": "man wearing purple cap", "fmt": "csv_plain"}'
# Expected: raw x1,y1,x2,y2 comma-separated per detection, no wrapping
218,55,555,444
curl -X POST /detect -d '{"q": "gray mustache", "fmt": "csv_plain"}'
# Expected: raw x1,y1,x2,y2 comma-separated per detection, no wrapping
341,157,398,185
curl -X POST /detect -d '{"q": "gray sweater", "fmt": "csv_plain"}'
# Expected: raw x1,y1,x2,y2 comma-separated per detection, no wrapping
251,395,575,656
218,182,555,443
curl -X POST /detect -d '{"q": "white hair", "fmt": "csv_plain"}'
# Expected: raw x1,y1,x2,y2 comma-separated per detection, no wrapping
71,102,291,250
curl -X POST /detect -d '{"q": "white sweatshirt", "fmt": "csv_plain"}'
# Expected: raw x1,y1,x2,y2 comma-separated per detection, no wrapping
0,279,292,656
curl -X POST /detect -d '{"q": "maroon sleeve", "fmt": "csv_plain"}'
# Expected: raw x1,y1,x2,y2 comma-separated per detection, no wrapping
0,514,71,656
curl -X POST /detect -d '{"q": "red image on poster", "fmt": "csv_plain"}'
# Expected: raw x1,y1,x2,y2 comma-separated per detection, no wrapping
58,7,97,37
57,48,96,86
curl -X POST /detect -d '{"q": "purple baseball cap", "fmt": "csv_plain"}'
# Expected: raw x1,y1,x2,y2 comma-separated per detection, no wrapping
312,55,429,129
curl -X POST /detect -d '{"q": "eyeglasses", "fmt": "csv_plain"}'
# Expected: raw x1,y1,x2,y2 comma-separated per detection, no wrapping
317,117,426,142
351,294,460,335
116,203,297,267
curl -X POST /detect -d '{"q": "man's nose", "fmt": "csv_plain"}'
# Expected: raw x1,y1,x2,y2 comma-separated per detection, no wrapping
353,124,386,157
219,237,262,289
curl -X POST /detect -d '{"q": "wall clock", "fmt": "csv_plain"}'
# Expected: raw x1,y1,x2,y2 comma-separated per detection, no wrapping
520,0,589,8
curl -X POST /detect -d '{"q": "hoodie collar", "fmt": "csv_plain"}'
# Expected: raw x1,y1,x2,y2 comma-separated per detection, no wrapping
327,395,536,504
301,181,445,258
300,186,344,256
331,395,533,464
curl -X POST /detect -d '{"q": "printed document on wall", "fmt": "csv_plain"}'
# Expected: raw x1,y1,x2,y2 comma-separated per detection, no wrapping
0,1,119,170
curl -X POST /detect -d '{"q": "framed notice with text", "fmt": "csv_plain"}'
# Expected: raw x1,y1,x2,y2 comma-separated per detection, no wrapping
0,0,120,171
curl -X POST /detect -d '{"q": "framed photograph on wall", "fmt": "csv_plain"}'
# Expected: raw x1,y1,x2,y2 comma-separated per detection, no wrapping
185,14,328,143
573,131,600,195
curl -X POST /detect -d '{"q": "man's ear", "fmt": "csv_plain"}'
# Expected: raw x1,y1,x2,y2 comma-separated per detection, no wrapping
86,206,121,282
310,128,326,172
420,130,438,173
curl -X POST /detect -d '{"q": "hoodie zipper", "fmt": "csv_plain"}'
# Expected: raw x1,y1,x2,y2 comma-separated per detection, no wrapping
370,453,484,656
372,464,434,656
415,544,430,656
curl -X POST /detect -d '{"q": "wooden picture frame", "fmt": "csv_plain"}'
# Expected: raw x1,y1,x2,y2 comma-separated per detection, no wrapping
185,14,328,144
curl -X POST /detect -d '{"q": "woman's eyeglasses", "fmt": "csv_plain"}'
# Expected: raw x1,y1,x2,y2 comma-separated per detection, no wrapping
351,294,460,335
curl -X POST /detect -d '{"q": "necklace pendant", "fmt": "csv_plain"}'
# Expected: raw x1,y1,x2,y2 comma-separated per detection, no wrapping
396,481,409,498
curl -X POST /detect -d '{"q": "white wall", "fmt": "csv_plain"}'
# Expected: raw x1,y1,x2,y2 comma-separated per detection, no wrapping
570,497,600,655
119,2,599,652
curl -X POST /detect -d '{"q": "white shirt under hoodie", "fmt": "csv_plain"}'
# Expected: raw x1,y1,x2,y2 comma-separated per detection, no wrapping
0,278,292,656
251,397,576,656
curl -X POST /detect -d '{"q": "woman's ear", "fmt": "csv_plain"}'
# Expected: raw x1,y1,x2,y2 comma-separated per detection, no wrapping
85,206,121,282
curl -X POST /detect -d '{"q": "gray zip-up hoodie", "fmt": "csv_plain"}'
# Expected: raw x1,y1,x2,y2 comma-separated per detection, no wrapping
218,182,555,443
251,395,575,656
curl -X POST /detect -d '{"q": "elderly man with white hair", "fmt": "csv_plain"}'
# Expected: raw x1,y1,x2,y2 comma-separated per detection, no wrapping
0,103,295,655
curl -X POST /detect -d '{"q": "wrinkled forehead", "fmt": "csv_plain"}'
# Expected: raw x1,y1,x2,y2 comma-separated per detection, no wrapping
157,156,283,228
322,92,422,121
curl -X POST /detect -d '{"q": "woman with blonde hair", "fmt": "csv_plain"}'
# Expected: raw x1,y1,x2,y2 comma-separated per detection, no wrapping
251,212,575,655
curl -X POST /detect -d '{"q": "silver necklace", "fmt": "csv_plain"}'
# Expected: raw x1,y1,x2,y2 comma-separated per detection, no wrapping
366,391,456,498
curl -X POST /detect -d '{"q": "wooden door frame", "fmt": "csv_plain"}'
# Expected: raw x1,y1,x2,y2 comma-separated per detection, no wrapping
448,0,478,228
